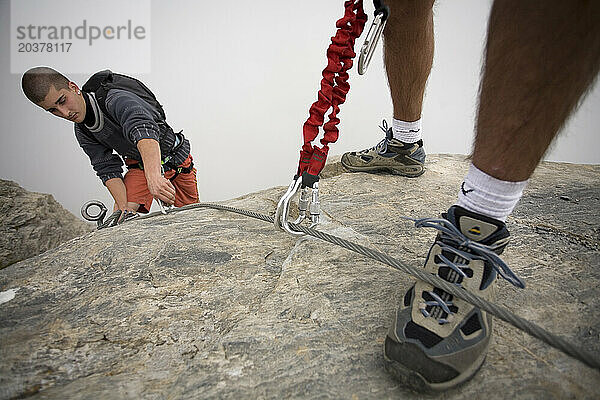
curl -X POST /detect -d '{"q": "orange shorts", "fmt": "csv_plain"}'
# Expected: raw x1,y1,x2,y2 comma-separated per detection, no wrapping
123,154,199,213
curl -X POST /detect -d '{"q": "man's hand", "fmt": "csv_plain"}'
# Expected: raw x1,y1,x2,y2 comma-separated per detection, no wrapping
146,174,176,205
136,138,176,205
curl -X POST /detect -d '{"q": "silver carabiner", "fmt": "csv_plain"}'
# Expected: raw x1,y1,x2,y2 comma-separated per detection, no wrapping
275,176,304,236
358,11,387,75
158,200,171,215
294,182,320,226
275,175,323,236
294,186,311,224
309,181,320,225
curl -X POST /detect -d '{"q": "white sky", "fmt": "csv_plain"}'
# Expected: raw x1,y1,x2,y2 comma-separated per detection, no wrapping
1,0,598,219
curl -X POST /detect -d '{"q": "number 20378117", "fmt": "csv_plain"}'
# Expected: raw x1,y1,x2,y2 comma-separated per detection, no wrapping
18,42,72,52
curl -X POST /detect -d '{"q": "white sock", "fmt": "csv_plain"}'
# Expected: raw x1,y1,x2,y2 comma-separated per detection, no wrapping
456,163,528,222
392,118,422,143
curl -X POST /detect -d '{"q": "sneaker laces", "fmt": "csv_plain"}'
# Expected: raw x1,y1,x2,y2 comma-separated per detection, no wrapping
359,119,394,155
401,216,526,324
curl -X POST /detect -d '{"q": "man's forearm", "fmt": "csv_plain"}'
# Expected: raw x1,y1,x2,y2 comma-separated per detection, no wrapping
137,138,176,204
105,178,128,210
137,138,162,180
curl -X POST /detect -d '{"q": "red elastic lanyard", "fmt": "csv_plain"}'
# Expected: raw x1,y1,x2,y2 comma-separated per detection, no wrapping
297,0,367,178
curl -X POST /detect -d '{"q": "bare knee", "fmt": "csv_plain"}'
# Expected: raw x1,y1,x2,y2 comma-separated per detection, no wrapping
384,0,434,39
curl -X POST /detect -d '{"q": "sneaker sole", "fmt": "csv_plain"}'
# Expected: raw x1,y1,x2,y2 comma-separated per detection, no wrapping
340,160,425,178
382,345,487,393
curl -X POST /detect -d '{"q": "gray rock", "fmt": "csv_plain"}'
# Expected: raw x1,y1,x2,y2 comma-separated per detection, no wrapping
0,180,93,269
0,155,598,399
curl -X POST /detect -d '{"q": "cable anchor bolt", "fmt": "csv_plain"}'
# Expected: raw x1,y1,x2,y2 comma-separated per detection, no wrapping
81,200,108,228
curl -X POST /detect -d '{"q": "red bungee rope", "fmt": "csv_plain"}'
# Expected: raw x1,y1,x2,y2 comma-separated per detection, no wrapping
297,0,367,178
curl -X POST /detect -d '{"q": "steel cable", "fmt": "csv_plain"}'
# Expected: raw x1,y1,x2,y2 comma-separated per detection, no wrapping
117,202,600,370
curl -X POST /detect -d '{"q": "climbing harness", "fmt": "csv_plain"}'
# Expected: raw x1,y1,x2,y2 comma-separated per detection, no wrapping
125,130,190,183
127,162,195,183
358,0,389,75
167,164,194,182
275,0,367,234
80,199,600,371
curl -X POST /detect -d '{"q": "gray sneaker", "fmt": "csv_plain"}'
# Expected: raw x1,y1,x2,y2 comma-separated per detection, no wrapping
341,120,425,177
384,205,524,392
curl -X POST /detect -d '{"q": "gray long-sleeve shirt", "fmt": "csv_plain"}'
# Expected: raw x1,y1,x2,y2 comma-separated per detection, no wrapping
74,89,190,184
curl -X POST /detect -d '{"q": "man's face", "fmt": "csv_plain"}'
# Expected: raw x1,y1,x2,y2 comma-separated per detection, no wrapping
38,82,86,123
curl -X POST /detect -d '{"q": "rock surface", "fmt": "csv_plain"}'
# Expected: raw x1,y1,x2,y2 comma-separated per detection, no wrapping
0,180,92,269
0,155,599,399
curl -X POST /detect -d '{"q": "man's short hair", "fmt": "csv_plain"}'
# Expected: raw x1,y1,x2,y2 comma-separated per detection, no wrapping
21,66,70,104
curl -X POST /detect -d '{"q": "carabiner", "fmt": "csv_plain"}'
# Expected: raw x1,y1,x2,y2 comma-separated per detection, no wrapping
275,173,322,236
293,181,321,226
309,181,320,225
358,5,389,75
294,186,311,225
158,200,172,215
275,175,304,235
158,165,175,214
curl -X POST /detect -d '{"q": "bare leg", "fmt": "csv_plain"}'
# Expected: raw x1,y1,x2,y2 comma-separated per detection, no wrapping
383,0,435,122
474,0,600,182
340,1,433,175
384,2,599,391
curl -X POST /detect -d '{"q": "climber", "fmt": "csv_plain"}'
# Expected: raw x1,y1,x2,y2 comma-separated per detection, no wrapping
21,67,199,220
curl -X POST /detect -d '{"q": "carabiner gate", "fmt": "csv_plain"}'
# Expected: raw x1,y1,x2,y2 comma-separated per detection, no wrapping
275,175,304,235
358,6,389,75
